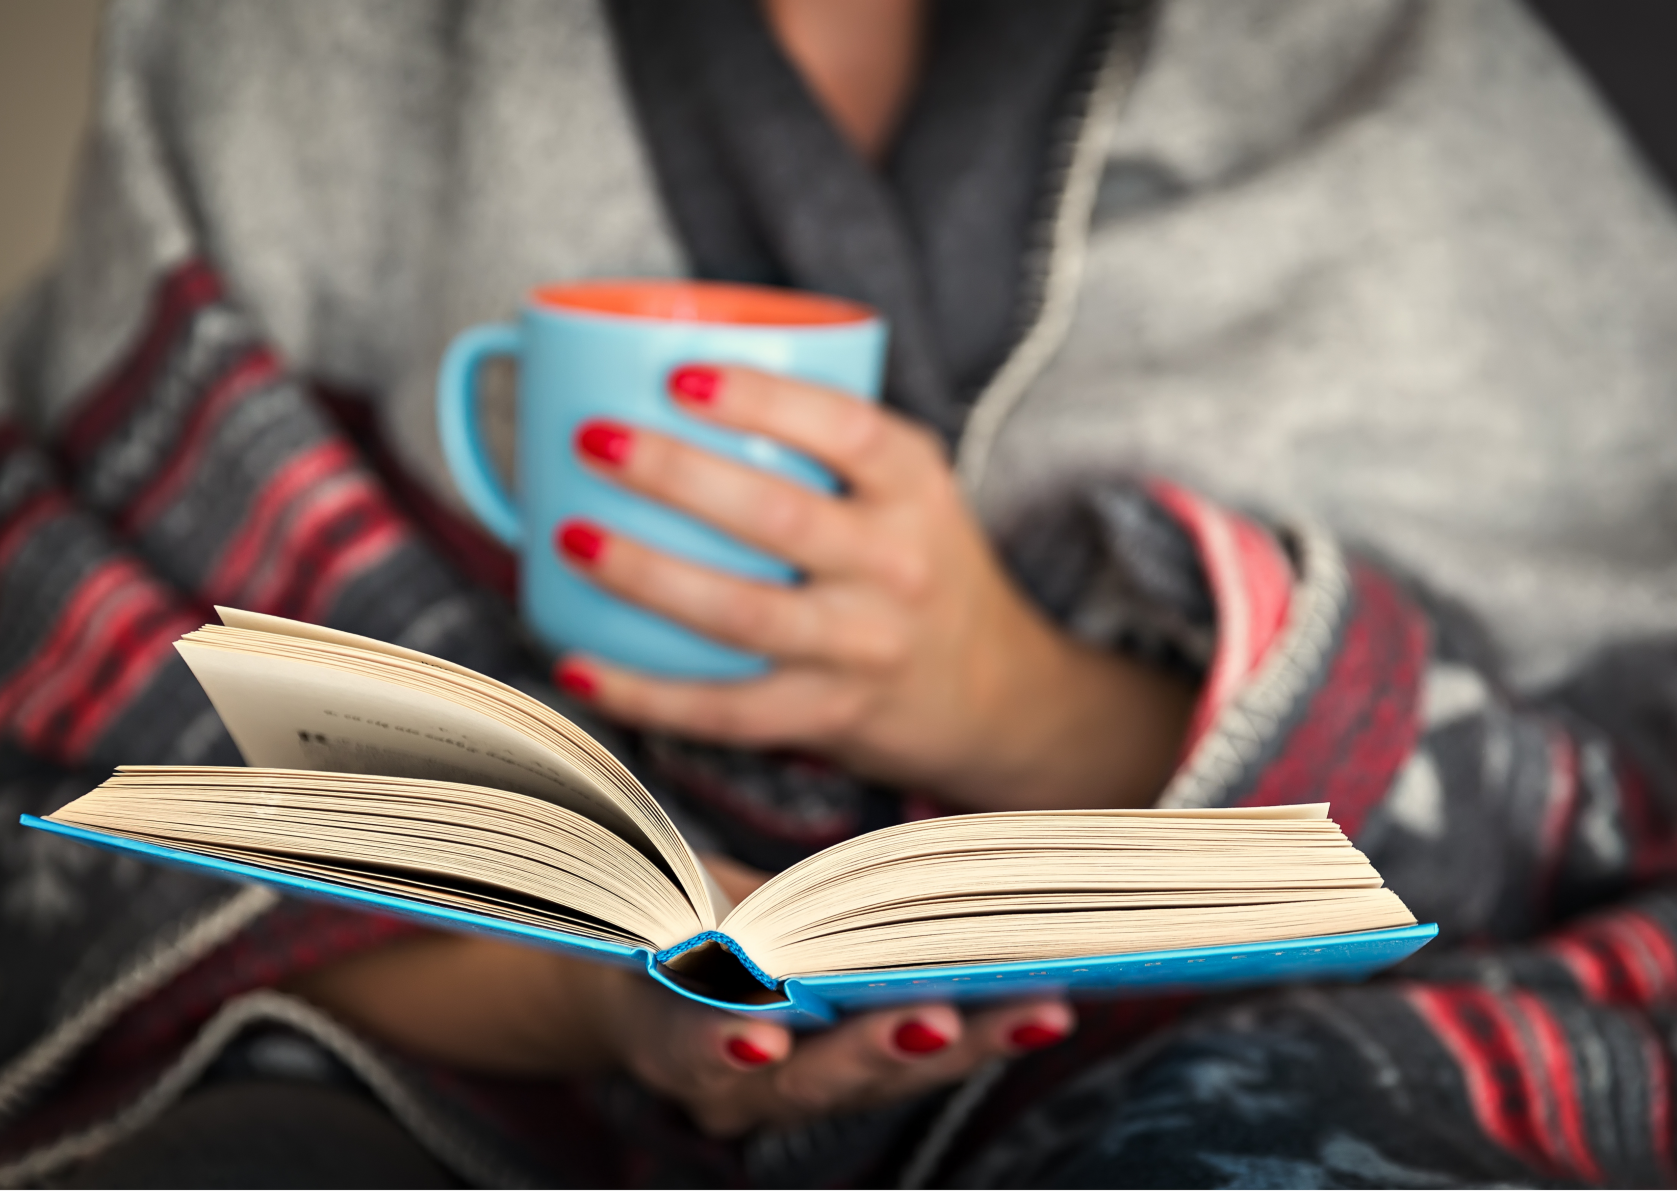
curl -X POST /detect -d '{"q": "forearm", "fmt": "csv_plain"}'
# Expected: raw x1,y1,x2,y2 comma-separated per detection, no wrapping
936,605,1196,813
286,931,624,1076
285,856,775,1075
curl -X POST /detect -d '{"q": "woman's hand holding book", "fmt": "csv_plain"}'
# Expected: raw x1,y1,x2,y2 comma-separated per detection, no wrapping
595,961,1073,1137
290,855,1074,1138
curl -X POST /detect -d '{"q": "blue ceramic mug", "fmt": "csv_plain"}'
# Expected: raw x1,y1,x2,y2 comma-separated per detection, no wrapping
437,280,886,679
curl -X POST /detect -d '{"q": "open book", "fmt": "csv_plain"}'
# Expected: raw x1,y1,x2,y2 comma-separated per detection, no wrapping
24,611,1435,1024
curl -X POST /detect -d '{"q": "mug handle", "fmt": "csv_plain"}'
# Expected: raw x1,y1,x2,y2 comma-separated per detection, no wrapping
437,322,523,547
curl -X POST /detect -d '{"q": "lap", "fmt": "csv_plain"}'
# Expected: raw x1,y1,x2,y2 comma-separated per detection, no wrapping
947,986,1606,1189
63,1082,457,1189
59,982,1668,1188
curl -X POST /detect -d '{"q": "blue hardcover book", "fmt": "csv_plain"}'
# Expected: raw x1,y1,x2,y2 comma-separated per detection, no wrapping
22,611,1436,1027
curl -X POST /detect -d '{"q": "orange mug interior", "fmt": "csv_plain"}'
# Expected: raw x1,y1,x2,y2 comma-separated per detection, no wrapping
532,279,873,327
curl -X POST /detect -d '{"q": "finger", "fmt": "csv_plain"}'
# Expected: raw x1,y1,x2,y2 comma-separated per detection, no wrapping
619,987,794,1137
574,419,866,577
555,522,910,670
780,1003,966,1083
635,985,793,1079
555,654,862,748
960,997,1078,1056
714,1019,793,1071
766,998,1075,1125
554,518,823,659
686,1000,1075,1136
664,1005,792,1077
754,1004,963,1124
826,997,1072,1090
668,364,947,500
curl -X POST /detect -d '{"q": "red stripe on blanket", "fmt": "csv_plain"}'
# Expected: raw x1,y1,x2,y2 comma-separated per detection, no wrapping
1542,934,1615,1001
60,261,223,466
1403,985,1545,1171
8,572,187,746
199,439,362,602
116,345,282,535
1551,922,1661,1007
0,559,137,720
54,603,201,761
1404,984,1604,1183
247,481,408,620
196,428,410,622
0,489,73,576
0,558,198,764
1513,989,1605,1184
1643,1024,1677,1184
1547,907,1677,1008
295,512,407,624
48,256,419,630
1616,763,1677,882
316,385,519,600
1237,564,1427,836
1611,911,1677,1004
1148,480,1292,756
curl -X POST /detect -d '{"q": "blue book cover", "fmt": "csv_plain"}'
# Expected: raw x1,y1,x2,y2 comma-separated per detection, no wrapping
20,815,1436,1028
22,611,1437,1027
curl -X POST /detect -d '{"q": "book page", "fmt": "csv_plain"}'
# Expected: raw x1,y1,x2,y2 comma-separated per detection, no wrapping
216,607,495,682
744,893,1414,974
719,808,1414,979
52,768,706,948
180,641,640,836
177,619,724,927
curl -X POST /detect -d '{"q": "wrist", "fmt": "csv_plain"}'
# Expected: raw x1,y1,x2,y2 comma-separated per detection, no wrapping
945,614,1195,811
290,933,630,1076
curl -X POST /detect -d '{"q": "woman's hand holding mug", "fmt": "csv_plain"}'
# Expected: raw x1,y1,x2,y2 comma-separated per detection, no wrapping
555,364,1194,812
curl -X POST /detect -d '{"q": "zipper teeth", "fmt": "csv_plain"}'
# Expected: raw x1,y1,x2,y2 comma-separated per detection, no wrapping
954,1,1152,499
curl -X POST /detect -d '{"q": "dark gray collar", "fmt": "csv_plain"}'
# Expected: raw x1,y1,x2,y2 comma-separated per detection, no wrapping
606,0,1122,440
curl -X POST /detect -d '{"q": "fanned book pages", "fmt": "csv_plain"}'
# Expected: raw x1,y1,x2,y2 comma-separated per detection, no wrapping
23,611,1437,1025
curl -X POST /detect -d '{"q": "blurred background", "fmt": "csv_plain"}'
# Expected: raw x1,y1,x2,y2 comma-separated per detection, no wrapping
1,0,1673,309
0,0,102,306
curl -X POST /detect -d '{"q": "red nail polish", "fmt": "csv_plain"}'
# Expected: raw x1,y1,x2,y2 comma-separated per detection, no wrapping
894,1021,949,1055
669,364,720,404
727,1037,773,1066
553,662,596,700
555,521,606,564
575,420,633,466
1009,1023,1066,1051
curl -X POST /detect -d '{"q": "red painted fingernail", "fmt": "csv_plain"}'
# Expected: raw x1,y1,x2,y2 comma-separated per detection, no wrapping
555,520,606,564
575,420,633,466
726,1037,773,1066
669,364,721,405
894,1021,949,1055
553,661,596,700
1009,1023,1066,1051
